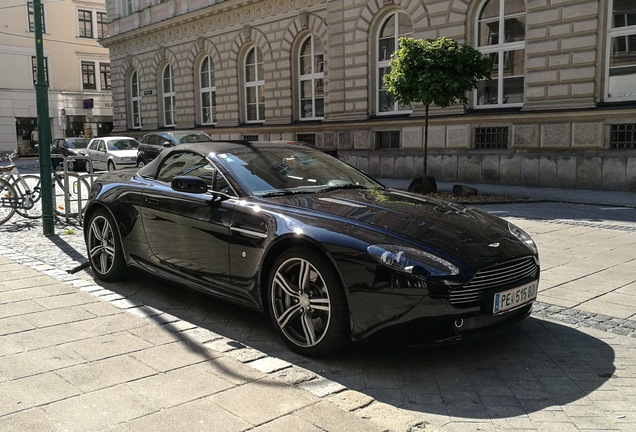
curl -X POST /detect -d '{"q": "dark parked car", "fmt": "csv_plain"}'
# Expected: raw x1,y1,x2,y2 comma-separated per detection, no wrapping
83,141,539,356
51,137,91,171
136,130,212,167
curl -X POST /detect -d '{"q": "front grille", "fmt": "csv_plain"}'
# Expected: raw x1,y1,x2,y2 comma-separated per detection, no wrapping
449,257,538,306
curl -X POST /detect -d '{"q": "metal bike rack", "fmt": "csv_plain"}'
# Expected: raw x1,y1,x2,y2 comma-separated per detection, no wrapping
57,155,96,224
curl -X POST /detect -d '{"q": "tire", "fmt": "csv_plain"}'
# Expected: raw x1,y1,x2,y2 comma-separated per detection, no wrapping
13,174,42,219
0,178,17,225
85,208,127,281
137,159,146,168
53,173,91,216
107,161,116,171
267,247,350,356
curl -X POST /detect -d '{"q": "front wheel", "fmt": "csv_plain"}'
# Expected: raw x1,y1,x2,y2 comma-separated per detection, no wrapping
267,248,350,356
85,208,127,281
107,161,116,171
137,159,146,168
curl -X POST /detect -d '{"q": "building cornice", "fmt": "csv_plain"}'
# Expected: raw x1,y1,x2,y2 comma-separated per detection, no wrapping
102,0,322,56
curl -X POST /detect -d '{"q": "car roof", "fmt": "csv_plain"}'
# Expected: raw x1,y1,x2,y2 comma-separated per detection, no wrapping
93,136,138,141
144,130,209,137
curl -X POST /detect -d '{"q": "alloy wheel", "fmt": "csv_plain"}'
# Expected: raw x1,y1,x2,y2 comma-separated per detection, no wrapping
88,214,117,275
270,257,332,348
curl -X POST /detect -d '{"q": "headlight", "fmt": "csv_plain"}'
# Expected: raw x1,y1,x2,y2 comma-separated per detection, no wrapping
508,223,538,254
120,157,135,163
367,244,459,276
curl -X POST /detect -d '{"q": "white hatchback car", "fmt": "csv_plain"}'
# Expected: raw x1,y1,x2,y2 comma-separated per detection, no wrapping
86,137,140,171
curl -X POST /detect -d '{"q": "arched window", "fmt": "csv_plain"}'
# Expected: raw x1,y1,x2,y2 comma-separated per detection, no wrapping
607,0,636,100
130,70,141,129
299,35,324,120
162,64,175,127
377,11,412,114
200,56,216,125
475,0,525,107
244,46,265,123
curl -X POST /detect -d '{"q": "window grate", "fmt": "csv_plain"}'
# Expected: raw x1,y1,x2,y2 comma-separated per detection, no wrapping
475,127,509,149
242,135,258,141
297,134,316,146
610,124,636,149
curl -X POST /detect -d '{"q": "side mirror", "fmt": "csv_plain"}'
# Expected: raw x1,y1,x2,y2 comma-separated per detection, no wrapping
171,176,208,194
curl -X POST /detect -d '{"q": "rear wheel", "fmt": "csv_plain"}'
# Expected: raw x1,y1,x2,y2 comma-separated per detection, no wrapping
267,248,350,356
13,174,42,219
0,178,17,225
86,208,127,281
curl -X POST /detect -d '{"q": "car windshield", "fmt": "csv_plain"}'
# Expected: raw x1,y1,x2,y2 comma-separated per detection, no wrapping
107,139,139,151
68,139,90,149
214,147,381,196
175,133,211,144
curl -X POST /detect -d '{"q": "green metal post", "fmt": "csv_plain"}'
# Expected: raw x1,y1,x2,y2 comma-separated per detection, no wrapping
33,0,54,235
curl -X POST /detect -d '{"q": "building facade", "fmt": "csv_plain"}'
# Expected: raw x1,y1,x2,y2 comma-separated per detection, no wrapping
102,0,635,191
0,0,113,156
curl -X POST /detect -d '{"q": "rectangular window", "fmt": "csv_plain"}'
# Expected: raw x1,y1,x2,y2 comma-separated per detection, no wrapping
608,0,636,100
97,12,108,39
78,10,93,38
27,2,45,33
376,131,401,149
100,63,111,90
81,61,96,90
31,56,48,85
609,123,636,149
475,127,509,149
125,0,135,16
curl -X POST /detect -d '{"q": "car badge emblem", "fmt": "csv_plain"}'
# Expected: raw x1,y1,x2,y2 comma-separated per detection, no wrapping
488,242,500,248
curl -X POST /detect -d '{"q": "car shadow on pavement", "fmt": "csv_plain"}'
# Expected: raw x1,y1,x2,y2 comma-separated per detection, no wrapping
86,269,615,421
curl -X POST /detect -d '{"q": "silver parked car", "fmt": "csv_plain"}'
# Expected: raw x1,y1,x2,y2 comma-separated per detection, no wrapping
86,137,140,171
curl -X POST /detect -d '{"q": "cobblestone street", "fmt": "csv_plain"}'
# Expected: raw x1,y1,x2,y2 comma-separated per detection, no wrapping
1,200,636,431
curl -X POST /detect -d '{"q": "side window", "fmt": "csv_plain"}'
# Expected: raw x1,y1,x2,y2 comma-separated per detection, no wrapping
157,152,235,195
157,152,212,184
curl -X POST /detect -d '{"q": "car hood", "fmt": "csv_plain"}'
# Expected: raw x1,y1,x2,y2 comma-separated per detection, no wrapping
108,149,138,157
70,148,88,155
261,188,535,270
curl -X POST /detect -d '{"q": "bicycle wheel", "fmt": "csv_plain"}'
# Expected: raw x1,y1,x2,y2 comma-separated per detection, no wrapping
13,174,43,219
53,172,91,216
0,178,17,225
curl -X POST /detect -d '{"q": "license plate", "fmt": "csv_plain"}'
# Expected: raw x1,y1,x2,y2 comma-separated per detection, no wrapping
493,281,538,314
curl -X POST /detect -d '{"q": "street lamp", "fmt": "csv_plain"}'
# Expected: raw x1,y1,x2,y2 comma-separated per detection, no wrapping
33,0,54,235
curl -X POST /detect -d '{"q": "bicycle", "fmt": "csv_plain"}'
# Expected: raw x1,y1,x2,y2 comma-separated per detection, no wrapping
0,152,91,225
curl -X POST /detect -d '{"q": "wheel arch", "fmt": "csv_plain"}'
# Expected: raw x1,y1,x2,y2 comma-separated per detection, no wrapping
83,202,128,258
258,235,350,319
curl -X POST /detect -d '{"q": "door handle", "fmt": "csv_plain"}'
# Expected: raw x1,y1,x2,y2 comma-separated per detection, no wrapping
145,197,160,205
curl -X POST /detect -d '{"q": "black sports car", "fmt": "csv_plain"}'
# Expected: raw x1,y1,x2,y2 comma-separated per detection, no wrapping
83,141,539,356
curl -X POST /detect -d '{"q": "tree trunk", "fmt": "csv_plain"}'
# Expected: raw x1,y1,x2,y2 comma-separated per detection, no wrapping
423,104,429,179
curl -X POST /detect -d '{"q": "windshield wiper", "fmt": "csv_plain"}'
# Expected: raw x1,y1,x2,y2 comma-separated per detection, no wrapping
316,184,368,193
261,190,314,198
